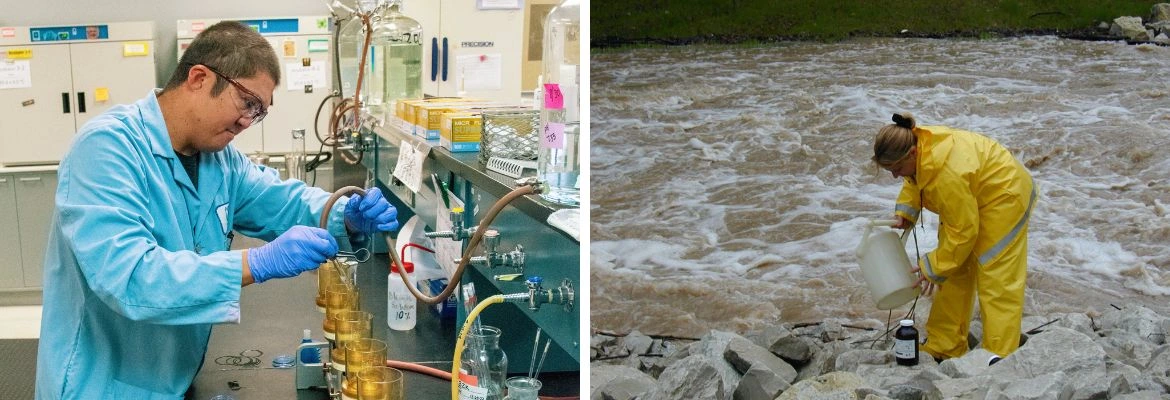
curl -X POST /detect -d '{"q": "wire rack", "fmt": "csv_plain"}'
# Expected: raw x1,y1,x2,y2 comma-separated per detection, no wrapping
478,110,539,165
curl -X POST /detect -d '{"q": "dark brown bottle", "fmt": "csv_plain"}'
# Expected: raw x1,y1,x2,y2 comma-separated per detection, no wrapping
894,319,919,366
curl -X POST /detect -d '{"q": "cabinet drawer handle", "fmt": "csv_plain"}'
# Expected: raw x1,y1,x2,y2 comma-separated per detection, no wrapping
0,178,7,183
19,177,42,182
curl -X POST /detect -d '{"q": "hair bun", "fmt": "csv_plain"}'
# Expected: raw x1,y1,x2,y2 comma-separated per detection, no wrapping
891,113,913,129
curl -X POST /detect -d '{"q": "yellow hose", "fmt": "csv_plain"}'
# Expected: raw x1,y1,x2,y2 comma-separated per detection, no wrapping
451,294,504,400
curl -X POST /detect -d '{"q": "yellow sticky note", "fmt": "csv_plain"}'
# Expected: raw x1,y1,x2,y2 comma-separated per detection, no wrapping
6,48,32,59
123,42,149,57
95,87,109,102
282,39,296,57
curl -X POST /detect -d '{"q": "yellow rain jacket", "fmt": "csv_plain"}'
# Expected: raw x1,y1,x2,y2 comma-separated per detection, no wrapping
893,125,1036,359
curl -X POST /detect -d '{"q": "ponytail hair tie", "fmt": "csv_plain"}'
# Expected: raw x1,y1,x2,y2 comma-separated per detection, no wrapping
892,113,913,129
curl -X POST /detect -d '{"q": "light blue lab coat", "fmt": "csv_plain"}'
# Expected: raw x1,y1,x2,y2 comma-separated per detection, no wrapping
34,90,350,399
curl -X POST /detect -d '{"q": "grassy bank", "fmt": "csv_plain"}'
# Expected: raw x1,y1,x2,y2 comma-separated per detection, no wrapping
591,0,1156,45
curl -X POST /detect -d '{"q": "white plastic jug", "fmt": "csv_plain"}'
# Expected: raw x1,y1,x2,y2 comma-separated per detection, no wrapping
855,219,920,310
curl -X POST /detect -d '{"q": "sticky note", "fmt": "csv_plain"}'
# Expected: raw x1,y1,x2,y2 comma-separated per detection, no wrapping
541,122,565,149
543,83,564,110
123,42,149,57
7,49,32,59
282,39,296,57
95,87,109,102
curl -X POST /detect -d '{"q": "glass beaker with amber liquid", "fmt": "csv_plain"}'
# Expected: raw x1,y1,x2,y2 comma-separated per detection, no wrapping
317,260,343,313
324,283,360,341
342,338,387,400
358,366,404,400
330,310,373,372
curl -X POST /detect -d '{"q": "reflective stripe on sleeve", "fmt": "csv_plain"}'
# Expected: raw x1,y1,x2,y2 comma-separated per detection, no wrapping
922,255,945,283
896,203,920,221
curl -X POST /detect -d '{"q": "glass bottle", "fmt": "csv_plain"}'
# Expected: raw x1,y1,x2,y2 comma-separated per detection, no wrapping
364,0,423,116
459,325,507,400
894,319,919,366
337,1,375,98
536,0,581,206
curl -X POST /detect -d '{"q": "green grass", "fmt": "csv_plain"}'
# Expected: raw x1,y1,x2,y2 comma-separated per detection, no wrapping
592,0,1154,45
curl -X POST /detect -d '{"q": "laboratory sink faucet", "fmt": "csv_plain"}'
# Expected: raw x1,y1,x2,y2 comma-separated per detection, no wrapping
524,276,574,312
470,229,526,272
425,208,475,241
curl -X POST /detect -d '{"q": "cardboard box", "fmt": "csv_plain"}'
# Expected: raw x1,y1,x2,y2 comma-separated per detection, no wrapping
439,112,482,152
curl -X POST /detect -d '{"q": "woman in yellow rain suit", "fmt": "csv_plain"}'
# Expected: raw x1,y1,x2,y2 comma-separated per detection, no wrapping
872,112,1036,363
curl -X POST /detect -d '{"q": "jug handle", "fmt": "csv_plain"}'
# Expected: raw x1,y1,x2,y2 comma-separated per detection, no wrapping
858,219,911,258
856,223,874,259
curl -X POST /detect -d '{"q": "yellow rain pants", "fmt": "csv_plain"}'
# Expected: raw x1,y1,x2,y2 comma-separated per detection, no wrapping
892,126,1036,359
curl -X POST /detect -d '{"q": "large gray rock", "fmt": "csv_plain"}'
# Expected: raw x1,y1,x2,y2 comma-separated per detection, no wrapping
690,331,747,392
1112,390,1166,400
776,371,870,400
834,349,892,373
733,364,791,400
724,336,799,384
645,354,726,400
1152,3,1170,23
621,330,655,356
929,375,994,400
984,371,1069,400
798,341,852,382
938,348,997,378
1099,305,1167,345
1112,16,1152,41
992,326,1107,392
1096,330,1158,370
746,325,816,366
590,364,656,400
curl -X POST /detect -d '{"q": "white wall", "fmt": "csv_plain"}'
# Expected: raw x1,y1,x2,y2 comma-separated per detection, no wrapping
0,0,334,87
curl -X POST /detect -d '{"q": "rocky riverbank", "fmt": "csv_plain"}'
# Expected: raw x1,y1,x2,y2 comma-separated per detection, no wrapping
591,305,1170,399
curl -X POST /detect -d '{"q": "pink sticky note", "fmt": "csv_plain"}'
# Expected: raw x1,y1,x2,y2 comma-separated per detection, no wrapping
541,122,565,149
543,83,564,110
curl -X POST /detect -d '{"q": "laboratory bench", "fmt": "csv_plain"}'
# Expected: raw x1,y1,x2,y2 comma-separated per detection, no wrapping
190,248,578,399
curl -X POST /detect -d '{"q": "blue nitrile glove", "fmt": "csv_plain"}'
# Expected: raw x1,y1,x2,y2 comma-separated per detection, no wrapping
344,187,400,233
247,226,339,283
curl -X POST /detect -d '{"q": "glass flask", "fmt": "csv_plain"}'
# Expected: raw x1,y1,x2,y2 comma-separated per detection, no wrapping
503,376,541,400
363,0,423,116
459,325,507,400
536,0,581,206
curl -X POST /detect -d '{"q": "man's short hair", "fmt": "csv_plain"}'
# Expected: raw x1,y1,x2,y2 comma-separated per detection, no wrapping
164,21,280,95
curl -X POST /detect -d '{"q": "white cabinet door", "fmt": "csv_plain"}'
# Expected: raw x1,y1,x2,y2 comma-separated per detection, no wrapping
0,175,23,288
262,34,334,155
0,44,77,165
69,41,157,131
15,171,57,287
415,0,523,103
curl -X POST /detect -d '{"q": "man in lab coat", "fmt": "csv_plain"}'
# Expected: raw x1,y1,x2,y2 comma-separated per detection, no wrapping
35,21,399,399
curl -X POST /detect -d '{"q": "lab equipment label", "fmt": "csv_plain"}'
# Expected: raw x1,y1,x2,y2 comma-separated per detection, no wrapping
458,381,488,400
0,60,32,89
894,339,916,359
543,83,564,110
541,122,565,149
